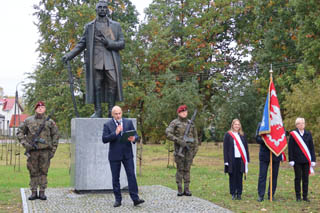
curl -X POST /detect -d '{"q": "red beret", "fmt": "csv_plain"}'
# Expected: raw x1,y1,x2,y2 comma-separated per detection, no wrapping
35,101,45,110
177,105,187,113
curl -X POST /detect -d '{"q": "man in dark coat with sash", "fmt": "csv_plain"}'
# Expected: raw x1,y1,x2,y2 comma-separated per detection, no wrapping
63,0,125,118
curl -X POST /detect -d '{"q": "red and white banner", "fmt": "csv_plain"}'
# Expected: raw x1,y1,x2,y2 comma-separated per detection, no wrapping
259,79,287,156
290,131,314,174
228,131,248,173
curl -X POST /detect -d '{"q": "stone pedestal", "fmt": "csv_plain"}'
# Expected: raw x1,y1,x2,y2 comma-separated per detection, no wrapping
70,118,137,191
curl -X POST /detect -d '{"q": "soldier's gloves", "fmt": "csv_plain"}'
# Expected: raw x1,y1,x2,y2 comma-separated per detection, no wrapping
36,138,46,144
23,143,33,152
289,161,295,167
311,162,316,167
49,148,57,159
49,151,54,159
185,138,195,143
180,140,187,147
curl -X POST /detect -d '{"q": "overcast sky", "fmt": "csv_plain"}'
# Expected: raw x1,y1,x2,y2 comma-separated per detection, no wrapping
0,0,152,97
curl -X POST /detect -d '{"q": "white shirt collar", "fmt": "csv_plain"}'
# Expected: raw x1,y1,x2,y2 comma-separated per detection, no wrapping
299,130,304,136
113,119,122,125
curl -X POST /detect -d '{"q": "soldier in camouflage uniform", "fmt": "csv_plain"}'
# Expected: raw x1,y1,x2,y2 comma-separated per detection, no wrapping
17,101,59,200
166,105,198,196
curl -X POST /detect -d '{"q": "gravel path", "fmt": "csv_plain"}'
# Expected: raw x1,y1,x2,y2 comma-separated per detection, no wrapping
21,185,232,213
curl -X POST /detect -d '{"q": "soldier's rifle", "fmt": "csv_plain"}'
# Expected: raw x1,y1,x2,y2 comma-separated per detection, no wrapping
176,109,197,157
24,111,54,158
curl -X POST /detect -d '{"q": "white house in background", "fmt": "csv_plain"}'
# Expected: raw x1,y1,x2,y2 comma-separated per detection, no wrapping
0,98,27,136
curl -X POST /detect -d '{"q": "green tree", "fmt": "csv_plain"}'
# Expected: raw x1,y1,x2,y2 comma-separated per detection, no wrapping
283,66,320,155
291,0,320,71
237,0,302,100
121,0,258,143
210,75,264,142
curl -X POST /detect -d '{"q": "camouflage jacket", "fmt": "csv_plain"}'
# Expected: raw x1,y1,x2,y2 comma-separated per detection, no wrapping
166,117,199,154
17,114,59,152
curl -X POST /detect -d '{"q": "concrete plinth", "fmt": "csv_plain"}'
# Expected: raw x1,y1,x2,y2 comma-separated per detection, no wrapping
70,118,137,191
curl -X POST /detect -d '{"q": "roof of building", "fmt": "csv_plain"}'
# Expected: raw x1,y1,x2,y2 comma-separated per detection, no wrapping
0,98,23,112
9,114,29,128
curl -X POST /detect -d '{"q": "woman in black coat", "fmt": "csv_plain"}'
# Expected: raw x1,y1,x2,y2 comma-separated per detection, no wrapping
223,119,250,200
288,117,316,202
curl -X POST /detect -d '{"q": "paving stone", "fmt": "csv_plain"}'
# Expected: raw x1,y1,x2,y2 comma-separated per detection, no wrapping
21,185,232,213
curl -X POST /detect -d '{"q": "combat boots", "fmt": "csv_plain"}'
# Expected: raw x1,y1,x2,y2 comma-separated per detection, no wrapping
184,183,192,196
39,190,47,200
28,190,38,200
177,184,183,196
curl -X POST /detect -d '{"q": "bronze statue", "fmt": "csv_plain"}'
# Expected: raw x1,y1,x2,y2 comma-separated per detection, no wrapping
62,0,125,118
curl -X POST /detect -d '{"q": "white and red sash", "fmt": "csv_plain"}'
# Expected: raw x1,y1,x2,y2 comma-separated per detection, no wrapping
281,152,287,161
228,131,248,173
290,131,314,174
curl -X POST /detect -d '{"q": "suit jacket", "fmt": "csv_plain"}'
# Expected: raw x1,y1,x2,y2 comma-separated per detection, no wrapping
289,129,316,163
67,18,125,103
223,132,250,174
102,118,139,161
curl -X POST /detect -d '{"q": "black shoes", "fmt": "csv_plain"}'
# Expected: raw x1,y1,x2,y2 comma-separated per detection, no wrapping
177,185,183,196
113,199,145,207
133,199,145,206
231,194,242,200
39,191,47,200
303,197,310,202
257,196,264,202
184,191,192,196
113,201,121,207
28,191,38,201
28,190,47,201
232,194,236,200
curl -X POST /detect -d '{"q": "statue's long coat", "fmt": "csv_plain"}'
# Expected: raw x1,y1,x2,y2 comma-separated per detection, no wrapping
67,18,125,104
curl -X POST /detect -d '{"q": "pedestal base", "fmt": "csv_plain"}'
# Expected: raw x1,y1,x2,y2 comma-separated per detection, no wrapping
70,118,137,191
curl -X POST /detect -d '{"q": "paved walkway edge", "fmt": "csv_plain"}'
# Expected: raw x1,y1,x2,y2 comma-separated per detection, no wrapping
21,186,232,213
20,188,28,213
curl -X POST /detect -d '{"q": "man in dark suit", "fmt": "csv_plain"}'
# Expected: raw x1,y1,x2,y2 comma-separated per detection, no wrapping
256,122,283,202
102,106,144,207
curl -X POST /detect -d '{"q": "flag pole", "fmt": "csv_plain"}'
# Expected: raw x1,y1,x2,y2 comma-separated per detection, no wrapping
269,64,273,202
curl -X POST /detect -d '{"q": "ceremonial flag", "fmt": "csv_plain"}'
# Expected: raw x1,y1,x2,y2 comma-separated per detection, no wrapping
259,78,287,156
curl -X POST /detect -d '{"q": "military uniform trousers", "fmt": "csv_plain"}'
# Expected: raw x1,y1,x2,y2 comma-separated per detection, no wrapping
258,160,280,198
175,148,194,185
228,157,243,196
27,149,50,191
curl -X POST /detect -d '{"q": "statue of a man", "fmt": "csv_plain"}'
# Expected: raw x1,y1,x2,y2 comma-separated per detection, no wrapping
63,0,125,118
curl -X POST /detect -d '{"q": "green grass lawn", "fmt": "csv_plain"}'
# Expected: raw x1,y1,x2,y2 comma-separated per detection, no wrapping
0,143,319,213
